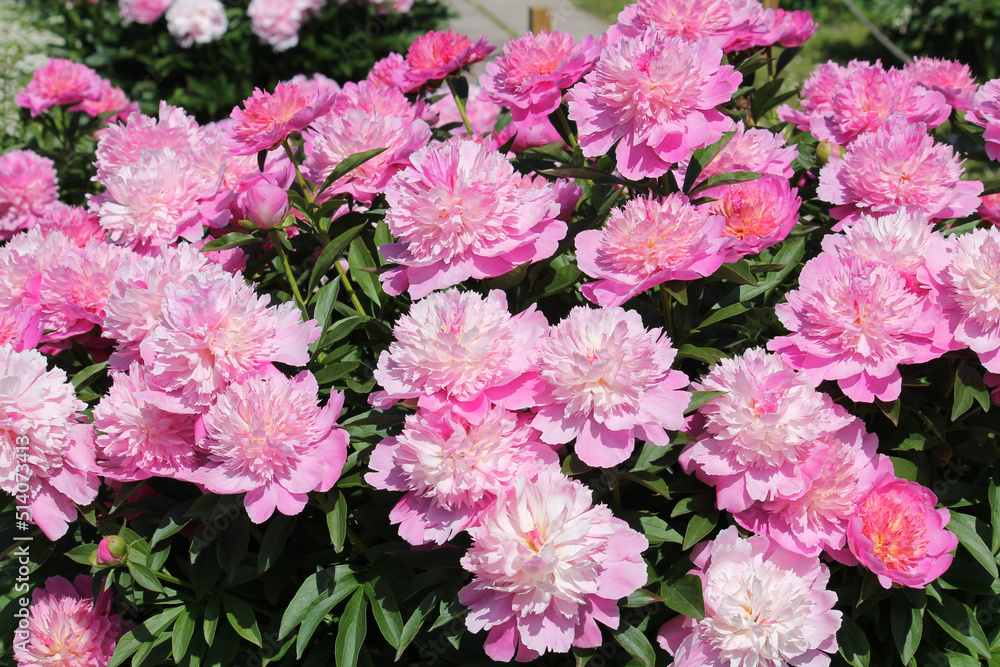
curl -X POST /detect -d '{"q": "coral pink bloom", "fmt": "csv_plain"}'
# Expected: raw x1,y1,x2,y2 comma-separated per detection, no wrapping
367,404,558,545
13,574,120,667
703,174,801,261
680,348,854,512
904,56,978,113
119,0,171,23
769,253,948,402
401,30,494,92
811,61,950,145
0,149,58,239
15,58,103,117
568,31,741,180
0,346,98,540
847,476,957,588
970,79,1000,160
200,370,349,523
372,288,548,417
576,193,727,307
760,8,817,47
681,120,797,187
460,467,648,662
817,116,982,227
380,139,564,298
228,81,335,155
658,527,841,667
480,30,600,122
614,0,768,52
532,306,689,468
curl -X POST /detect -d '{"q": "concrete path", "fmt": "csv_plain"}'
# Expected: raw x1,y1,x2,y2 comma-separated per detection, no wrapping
439,0,611,51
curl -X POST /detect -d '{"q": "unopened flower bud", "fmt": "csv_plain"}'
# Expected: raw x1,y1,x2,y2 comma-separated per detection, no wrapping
246,178,290,230
815,140,842,166
96,535,127,565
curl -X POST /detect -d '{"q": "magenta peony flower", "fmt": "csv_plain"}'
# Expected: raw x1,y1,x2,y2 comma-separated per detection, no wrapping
703,174,801,261
680,348,854,513
401,30,494,92
200,370,349,523
658,527,841,667
459,466,648,661
0,227,75,316
119,0,172,23
13,574,120,667
15,58,103,117
165,0,228,48
971,79,1000,160
379,139,564,298
367,404,558,545
614,0,768,51
368,52,410,89
904,56,978,113
93,102,201,183
531,306,689,468
847,476,957,588
568,30,741,179
817,115,982,227
229,81,335,155
576,193,727,307
480,30,600,122
0,149,58,239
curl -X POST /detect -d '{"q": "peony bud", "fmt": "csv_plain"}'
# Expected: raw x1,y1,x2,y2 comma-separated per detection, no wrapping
245,178,290,230
96,535,127,565
815,140,843,166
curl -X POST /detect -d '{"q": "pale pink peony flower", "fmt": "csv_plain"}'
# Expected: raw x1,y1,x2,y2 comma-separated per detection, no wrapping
0,149,58,239
778,60,867,131
760,8,817,47
119,0,172,23
658,527,841,667
372,288,548,417
330,79,427,122
480,31,600,122
576,193,727,307
248,0,326,51
847,476,957,588
94,102,201,183
367,404,558,545
680,348,854,512
380,139,565,298
35,202,107,248
532,306,689,468
0,227,74,314
0,346,98,540
680,120,797,186
904,56,978,112
614,0,768,52
200,370,349,523
15,58,103,117
460,466,649,661
817,115,982,227
229,81,335,155
568,30,741,180
70,79,139,124
165,0,228,48
13,574,120,667
810,62,950,146
703,174,801,261
401,30,494,92
970,79,1000,160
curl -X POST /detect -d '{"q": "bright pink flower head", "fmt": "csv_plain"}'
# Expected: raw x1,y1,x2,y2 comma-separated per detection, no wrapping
15,58,103,117
368,52,411,89
532,306,689,468
769,252,948,402
229,81,335,155
971,79,1000,160
704,174,801,260
0,149,58,239
658,527,841,667
13,574,120,667
0,227,75,314
367,404,558,545
0,305,42,351
380,139,564,299
36,202,106,248
576,193,727,307
200,370,349,523
680,348,855,512
817,115,982,227
847,476,957,588
243,176,290,229
568,31,741,180
614,0,767,52
402,30,494,92
0,346,98,540
904,57,978,112
96,536,126,565
70,79,139,124
165,0,228,48
460,466,648,662
119,0,171,23
686,121,797,185
760,8,817,47
480,31,600,122
778,60,865,131
979,192,1000,226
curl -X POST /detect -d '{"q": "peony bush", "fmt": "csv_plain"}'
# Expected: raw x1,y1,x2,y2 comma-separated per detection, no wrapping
2,2,1000,666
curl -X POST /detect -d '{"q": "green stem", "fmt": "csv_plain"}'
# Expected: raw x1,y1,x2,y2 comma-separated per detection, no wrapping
269,230,308,314
151,569,194,589
446,77,473,135
660,286,675,340
555,107,579,150
282,139,314,203
335,260,368,318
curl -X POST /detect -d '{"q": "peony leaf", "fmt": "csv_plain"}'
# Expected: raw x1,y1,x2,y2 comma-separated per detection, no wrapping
928,594,991,659
222,592,261,647
108,606,185,667
682,510,719,550
948,512,999,579
892,595,923,666
170,605,196,664
335,588,368,667
395,589,439,661
611,622,656,667
257,513,295,574
838,616,871,667
317,147,389,198
199,232,258,252
364,577,403,650
661,574,705,620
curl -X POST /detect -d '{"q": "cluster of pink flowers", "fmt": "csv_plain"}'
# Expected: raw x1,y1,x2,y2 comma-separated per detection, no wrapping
16,57,137,122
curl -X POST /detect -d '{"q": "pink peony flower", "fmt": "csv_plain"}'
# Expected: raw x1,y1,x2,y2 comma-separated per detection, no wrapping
13,574,120,667
0,227,75,315
0,305,42,351
531,306,689,468
568,31,741,180
432,82,502,135
778,60,867,131
658,527,841,667
35,202,107,248
401,30,494,92
379,139,565,298
119,0,172,23
979,192,1000,226
480,30,600,122
970,79,1000,161
248,0,326,51
368,52,410,89
243,176,290,229
366,404,558,545
165,0,228,48
15,58,103,117
680,348,855,512
96,535,127,565
0,345,98,540
576,193,727,307
459,466,648,661
70,79,139,124
681,120,797,186
0,149,58,239
93,102,201,183
847,476,957,588
614,0,768,52
199,370,349,523
760,8,817,47
229,81,335,155
904,56,978,113
703,174,801,261
817,115,982,227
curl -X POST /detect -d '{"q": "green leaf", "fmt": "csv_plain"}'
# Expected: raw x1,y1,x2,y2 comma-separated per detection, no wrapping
928,594,991,659
610,623,656,667
948,512,999,579
347,237,382,307
676,344,724,365
308,223,368,295
739,237,806,300
395,590,439,660
127,561,165,593
335,588,369,667
695,302,749,331
364,578,403,649
280,566,365,639
661,574,705,619
683,511,719,549
171,605,197,664
257,514,295,574
624,588,666,608
712,259,758,286
109,606,185,667
892,595,923,666
222,593,262,647
838,616,871,667
65,543,99,565
685,390,726,414
317,147,389,198
71,362,108,389
199,232,258,252
151,501,195,548
203,596,220,645
326,491,348,552
953,364,991,420
689,170,763,195
947,652,983,667
638,515,683,545
620,470,672,501
890,456,920,482
990,481,1000,554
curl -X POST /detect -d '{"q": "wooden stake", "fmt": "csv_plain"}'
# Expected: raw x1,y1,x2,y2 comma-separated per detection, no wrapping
529,5,552,33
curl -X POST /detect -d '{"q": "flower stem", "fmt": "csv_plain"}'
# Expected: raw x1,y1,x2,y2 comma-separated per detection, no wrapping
335,259,368,318
269,230,308,314
282,139,314,203
660,286,675,340
151,569,193,589
555,106,579,150
446,77,474,135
